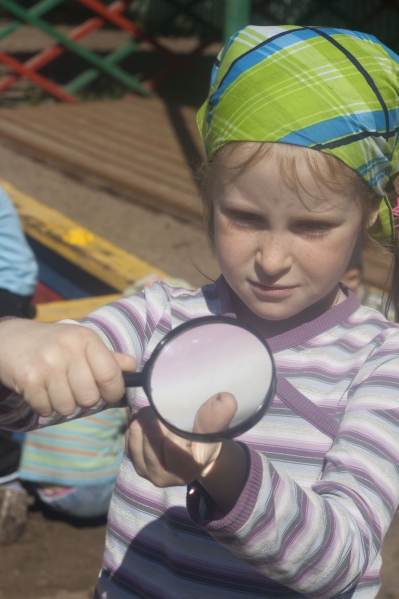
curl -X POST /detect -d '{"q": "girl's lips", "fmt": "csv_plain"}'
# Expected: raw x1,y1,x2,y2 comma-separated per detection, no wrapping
249,281,299,297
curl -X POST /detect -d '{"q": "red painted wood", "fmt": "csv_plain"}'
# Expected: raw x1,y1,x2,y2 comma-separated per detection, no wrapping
0,0,207,100
0,50,77,102
77,0,172,54
32,282,64,304
0,0,128,94
76,0,206,76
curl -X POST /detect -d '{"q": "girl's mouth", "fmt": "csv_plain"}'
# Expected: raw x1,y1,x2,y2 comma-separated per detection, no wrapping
249,281,299,298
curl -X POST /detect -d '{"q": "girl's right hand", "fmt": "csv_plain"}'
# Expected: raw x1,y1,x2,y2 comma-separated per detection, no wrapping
0,318,137,417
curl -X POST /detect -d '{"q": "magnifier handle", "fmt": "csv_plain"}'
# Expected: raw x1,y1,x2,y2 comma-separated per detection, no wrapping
123,372,143,387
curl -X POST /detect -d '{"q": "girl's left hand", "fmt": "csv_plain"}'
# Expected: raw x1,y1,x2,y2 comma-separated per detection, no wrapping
127,392,237,487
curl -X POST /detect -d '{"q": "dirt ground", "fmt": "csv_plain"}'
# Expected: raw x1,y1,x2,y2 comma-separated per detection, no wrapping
0,506,105,599
0,20,399,599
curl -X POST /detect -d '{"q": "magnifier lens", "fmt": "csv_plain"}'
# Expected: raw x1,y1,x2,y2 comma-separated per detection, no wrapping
148,322,274,441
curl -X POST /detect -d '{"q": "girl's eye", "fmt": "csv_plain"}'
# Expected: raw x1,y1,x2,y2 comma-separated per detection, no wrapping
297,221,335,235
227,211,263,226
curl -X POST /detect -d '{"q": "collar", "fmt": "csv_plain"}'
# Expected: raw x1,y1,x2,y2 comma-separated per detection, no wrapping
215,276,360,353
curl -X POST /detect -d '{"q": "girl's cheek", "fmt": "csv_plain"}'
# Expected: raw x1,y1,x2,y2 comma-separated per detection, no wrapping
216,228,252,263
301,235,353,280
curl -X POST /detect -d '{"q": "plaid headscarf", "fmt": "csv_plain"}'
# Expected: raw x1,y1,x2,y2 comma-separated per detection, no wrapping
197,25,399,244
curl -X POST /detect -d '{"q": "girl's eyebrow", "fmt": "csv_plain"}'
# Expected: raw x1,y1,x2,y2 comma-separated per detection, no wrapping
223,207,264,217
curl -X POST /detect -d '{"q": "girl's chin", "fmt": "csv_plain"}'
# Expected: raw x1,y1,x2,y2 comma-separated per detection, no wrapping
232,284,322,322
247,298,304,322
253,307,301,322
247,288,338,323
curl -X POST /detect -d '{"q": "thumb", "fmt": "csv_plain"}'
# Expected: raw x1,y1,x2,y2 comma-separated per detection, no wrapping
193,392,238,435
114,352,138,373
191,392,237,472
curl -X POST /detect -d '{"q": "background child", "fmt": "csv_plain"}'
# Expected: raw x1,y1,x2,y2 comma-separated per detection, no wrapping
341,236,396,319
0,184,38,544
19,408,129,519
0,24,399,599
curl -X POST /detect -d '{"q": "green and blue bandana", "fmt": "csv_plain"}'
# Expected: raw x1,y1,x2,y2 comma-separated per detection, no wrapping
197,25,399,244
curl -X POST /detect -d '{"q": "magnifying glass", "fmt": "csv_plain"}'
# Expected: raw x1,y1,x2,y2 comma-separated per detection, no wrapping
122,316,276,443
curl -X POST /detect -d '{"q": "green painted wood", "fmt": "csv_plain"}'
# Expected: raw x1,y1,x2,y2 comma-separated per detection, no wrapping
224,0,251,41
0,0,64,43
65,40,139,93
0,0,153,96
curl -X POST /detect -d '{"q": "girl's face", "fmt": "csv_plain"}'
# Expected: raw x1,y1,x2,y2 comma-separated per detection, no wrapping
212,146,378,323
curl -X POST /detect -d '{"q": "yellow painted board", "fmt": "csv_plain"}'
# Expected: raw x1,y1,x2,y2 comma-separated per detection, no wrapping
35,294,122,322
0,179,169,291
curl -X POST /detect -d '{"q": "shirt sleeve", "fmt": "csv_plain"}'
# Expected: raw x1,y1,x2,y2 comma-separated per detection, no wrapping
0,186,38,296
187,333,399,598
0,286,164,432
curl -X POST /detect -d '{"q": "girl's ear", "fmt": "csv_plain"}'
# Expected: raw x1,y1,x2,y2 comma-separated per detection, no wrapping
367,198,382,229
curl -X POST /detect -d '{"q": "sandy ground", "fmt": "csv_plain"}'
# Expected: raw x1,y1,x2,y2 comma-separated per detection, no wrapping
0,140,220,288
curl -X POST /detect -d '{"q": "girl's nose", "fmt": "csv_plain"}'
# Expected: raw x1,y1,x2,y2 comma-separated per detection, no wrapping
255,235,293,277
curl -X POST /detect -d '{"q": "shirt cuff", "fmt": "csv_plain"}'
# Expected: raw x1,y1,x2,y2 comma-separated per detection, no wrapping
0,315,18,323
186,445,265,535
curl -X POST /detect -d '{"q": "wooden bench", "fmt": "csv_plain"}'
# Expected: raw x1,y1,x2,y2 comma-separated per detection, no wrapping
1,178,170,321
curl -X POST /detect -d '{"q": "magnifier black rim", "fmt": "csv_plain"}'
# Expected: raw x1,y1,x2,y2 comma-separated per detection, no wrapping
142,315,276,443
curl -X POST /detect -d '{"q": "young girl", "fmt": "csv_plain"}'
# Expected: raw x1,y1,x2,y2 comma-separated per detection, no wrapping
0,24,399,599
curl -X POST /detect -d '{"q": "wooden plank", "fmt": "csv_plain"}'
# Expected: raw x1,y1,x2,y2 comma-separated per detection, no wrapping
36,103,204,162
0,97,204,219
1,97,201,152
0,118,202,217
12,111,197,194
35,294,122,322
95,99,201,137
8,103,199,165
0,179,170,291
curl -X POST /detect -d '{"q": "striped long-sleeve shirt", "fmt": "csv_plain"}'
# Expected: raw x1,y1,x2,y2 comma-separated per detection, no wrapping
18,408,129,486
1,276,399,599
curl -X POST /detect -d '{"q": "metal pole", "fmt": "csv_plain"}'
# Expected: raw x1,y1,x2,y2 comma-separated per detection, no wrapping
224,0,251,42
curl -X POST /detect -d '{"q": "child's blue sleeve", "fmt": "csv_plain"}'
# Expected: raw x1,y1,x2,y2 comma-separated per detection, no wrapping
0,186,38,296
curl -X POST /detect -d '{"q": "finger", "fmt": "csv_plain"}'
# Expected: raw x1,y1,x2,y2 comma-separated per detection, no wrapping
68,360,101,409
153,419,203,483
114,353,137,373
162,434,202,484
47,375,78,416
193,392,237,435
127,407,158,480
85,338,125,404
129,408,192,486
127,418,148,480
191,439,222,470
191,392,237,468
139,410,169,475
24,384,53,418
17,367,54,417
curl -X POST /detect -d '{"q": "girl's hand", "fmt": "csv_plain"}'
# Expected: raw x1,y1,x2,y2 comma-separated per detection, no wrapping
127,391,238,488
0,318,137,417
